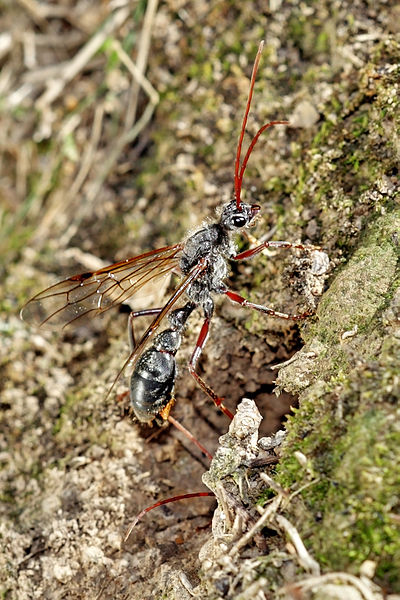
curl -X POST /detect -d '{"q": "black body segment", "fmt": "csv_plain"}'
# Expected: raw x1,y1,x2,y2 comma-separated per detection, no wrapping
130,304,194,423
130,341,177,423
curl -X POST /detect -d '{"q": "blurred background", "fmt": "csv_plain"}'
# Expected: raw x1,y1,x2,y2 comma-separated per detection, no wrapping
0,1,399,598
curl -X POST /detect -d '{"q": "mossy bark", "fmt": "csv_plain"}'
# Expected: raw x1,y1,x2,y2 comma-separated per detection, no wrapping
276,212,400,589
273,41,400,592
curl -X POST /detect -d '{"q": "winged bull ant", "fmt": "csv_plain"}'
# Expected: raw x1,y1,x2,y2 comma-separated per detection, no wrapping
21,41,322,536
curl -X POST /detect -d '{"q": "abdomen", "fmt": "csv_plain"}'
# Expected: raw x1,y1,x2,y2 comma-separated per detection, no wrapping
130,347,176,424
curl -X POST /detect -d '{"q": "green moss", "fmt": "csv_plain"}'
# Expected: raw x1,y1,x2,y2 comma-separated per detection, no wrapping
276,364,400,582
315,408,400,581
274,205,400,588
311,120,336,148
257,487,276,505
351,112,370,138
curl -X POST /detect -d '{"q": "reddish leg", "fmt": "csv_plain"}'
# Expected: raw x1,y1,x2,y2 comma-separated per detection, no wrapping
234,240,321,262
189,318,234,420
128,307,162,350
123,492,215,543
168,415,213,461
225,290,312,320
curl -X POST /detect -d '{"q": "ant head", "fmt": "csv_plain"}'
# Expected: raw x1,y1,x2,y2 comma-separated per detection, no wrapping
220,200,260,231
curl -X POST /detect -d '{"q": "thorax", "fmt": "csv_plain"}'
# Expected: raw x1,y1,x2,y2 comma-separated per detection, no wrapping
180,223,236,306
180,223,232,274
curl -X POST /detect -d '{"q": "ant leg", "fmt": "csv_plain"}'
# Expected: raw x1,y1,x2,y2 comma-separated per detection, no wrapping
127,308,163,351
117,312,159,408
233,240,321,261
167,414,213,461
127,268,181,347
225,290,312,320
189,317,234,420
123,492,215,542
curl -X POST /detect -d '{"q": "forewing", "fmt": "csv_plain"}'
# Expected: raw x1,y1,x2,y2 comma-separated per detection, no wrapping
107,257,208,396
21,244,184,328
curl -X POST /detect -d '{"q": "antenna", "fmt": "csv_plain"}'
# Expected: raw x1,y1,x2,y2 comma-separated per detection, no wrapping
234,41,289,209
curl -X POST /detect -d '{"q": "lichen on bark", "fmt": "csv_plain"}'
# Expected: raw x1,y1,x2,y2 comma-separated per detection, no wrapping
272,42,400,592
198,34,400,598
276,211,400,588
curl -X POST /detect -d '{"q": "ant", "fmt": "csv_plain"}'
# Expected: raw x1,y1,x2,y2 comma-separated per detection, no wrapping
21,41,322,533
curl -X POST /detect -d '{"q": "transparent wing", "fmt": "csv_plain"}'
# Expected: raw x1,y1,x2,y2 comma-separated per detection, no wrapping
107,257,209,396
21,244,184,328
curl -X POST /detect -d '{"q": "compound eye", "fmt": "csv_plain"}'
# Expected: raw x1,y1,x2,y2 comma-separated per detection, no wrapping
232,214,247,228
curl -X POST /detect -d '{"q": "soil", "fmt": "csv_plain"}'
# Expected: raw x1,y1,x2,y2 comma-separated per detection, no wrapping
1,1,399,599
